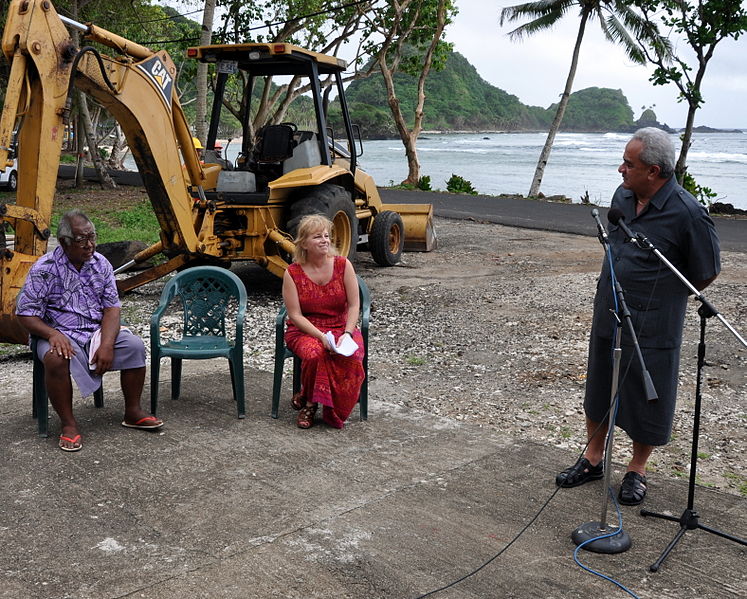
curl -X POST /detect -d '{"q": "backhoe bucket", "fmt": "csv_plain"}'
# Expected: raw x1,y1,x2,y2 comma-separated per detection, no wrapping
382,203,437,252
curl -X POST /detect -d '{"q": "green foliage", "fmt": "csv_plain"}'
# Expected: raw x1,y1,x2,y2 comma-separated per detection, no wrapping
336,51,638,136
548,87,634,131
446,174,477,195
339,52,550,136
417,175,432,191
682,171,718,207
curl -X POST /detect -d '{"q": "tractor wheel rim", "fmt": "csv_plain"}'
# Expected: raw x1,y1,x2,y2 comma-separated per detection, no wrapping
389,224,402,253
332,210,351,254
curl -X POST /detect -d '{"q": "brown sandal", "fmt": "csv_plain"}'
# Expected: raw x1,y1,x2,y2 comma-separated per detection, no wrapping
297,403,317,429
291,392,305,411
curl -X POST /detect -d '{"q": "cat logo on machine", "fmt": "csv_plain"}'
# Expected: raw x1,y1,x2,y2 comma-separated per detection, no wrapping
136,55,174,110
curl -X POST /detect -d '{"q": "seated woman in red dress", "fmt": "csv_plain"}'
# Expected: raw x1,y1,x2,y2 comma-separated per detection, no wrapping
282,214,366,429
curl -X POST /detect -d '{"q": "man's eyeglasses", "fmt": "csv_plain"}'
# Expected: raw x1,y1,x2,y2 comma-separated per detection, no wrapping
69,233,97,246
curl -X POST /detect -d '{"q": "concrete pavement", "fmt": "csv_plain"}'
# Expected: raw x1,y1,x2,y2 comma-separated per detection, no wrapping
1,359,745,598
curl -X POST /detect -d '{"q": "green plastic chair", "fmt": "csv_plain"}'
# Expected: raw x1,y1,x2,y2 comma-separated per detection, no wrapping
31,335,104,438
150,266,247,418
271,274,370,420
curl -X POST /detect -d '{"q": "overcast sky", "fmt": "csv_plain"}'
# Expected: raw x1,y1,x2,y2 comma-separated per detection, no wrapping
447,0,747,129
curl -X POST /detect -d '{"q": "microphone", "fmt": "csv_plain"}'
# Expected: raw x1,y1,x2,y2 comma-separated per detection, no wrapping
590,208,609,243
607,208,637,243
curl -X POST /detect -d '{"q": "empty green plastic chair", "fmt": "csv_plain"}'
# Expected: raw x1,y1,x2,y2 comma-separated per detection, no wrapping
271,274,370,420
150,266,247,418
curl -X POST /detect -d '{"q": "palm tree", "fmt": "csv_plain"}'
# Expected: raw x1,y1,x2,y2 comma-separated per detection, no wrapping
500,0,669,198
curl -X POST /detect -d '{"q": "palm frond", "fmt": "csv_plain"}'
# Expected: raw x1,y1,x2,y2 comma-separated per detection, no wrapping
600,13,646,64
602,4,673,64
506,9,568,40
499,0,575,27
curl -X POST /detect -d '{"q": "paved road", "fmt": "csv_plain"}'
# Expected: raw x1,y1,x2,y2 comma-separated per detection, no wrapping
380,188,747,254
58,165,746,253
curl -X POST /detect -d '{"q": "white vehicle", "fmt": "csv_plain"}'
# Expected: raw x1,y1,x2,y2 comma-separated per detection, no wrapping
0,151,17,192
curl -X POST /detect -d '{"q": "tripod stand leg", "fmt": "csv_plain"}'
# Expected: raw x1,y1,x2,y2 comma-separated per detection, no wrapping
649,524,688,572
642,507,747,572
641,508,698,572
698,522,747,546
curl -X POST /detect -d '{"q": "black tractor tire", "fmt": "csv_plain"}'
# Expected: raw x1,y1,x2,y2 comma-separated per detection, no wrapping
288,184,358,260
370,210,404,266
7,170,17,192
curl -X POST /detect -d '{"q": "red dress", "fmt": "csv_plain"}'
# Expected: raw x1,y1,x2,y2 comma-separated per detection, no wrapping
285,256,365,426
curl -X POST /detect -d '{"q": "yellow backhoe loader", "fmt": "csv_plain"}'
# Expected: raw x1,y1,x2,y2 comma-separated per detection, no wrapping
0,0,435,345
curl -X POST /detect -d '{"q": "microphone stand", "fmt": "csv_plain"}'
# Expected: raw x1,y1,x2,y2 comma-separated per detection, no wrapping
630,232,747,571
572,212,656,553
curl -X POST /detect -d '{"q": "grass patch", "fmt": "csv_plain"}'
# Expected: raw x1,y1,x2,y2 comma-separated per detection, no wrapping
406,355,426,366
52,198,160,245
724,472,747,496
695,476,716,488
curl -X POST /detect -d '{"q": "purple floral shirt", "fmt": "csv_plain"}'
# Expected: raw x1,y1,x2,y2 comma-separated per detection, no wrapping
16,246,121,346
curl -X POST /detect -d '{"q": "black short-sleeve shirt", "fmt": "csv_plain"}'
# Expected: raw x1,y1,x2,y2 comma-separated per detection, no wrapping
592,178,721,349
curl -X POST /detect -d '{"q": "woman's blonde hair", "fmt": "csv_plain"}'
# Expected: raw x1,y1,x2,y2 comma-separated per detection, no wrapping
292,214,338,264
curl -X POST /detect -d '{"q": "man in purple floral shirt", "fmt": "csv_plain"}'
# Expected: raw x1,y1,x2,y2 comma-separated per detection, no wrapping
17,209,163,451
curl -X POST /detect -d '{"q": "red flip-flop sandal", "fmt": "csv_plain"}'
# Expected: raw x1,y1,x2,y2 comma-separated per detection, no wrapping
121,416,164,430
59,434,82,452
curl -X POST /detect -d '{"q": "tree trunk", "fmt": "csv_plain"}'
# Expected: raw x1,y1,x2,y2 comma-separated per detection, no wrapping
675,59,708,185
403,0,448,185
107,124,127,171
527,11,589,197
75,117,85,187
378,54,420,185
78,90,116,188
376,0,449,186
675,102,698,184
195,0,216,144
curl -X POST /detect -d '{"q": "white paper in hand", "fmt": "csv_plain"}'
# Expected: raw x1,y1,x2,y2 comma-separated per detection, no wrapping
325,331,358,357
88,325,130,369
88,329,102,370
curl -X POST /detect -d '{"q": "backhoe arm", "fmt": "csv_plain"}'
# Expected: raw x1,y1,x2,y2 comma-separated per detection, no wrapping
0,0,214,344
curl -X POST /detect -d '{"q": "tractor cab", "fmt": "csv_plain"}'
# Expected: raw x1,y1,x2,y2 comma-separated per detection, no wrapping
188,43,360,198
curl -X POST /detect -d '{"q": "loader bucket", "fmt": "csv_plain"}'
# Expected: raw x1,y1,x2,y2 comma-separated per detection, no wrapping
382,203,437,252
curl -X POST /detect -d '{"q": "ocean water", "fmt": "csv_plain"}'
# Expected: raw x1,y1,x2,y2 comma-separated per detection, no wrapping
355,131,747,210
130,130,746,210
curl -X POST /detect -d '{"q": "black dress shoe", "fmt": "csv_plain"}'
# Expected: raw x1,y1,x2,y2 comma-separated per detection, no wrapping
556,457,604,488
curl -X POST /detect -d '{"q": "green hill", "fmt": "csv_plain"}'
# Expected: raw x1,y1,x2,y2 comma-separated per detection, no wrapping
336,51,639,137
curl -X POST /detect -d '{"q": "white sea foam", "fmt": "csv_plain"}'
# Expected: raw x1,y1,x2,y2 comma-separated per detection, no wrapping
603,132,629,140
687,151,747,164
